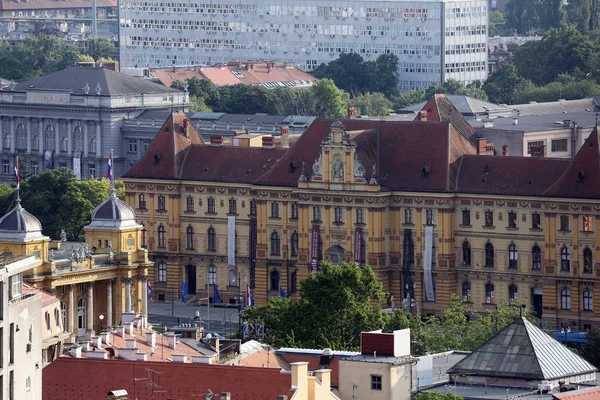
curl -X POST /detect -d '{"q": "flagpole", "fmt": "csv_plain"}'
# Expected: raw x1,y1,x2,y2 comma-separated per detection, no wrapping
109,148,115,197
14,155,20,202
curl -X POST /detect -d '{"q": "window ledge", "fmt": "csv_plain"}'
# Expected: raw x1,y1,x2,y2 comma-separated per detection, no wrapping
312,220,322,224
530,228,542,232
333,221,344,226
227,213,239,217
581,231,595,234
507,226,518,230
402,223,415,227
559,229,571,233
270,217,282,220
137,208,148,211
582,309,594,312
482,225,495,229
183,210,196,214
205,212,217,215
459,224,472,228
289,217,298,221
484,265,494,268
155,209,167,213
355,222,366,227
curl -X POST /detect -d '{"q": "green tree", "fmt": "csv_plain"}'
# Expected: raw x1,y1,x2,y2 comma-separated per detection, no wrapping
271,87,318,116
85,38,116,61
311,78,347,118
390,87,427,109
312,53,369,95
368,54,400,97
489,10,506,36
189,95,213,112
415,391,464,400
243,262,387,350
170,80,185,90
567,0,595,32
349,92,393,116
580,328,600,367
505,0,541,33
483,64,534,104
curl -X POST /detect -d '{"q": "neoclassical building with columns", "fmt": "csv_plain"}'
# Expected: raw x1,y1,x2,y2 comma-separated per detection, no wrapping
0,65,185,183
0,188,152,341
122,101,600,331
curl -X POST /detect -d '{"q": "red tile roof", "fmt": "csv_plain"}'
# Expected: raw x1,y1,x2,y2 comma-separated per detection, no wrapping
150,68,204,88
544,129,600,199
553,387,600,399
0,0,115,10
43,357,295,400
415,94,477,143
201,62,316,88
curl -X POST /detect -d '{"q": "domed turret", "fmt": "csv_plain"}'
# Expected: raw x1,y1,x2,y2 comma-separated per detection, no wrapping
86,189,141,230
0,197,48,242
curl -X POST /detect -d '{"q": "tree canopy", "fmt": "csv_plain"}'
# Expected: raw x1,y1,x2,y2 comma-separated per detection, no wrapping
0,169,124,241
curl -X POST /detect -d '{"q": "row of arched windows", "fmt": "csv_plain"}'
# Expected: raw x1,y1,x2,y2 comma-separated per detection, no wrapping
5,127,96,152
461,241,593,272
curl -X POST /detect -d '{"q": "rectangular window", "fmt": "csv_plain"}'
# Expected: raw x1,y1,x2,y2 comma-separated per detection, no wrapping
31,161,39,175
138,194,147,209
551,139,568,152
9,323,14,365
426,209,434,225
560,215,570,231
8,274,21,300
88,164,96,178
334,207,343,224
229,199,237,214
186,196,194,212
462,209,471,226
508,211,517,228
142,139,152,152
128,139,138,153
59,162,67,169
291,203,298,219
313,206,321,222
356,208,364,224
25,376,30,391
404,208,412,224
527,141,545,154
250,200,257,216
371,375,382,391
2,160,9,175
484,211,494,227
208,198,216,213
583,216,593,232
271,202,280,218
157,195,166,211
9,370,13,400
531,213,541,229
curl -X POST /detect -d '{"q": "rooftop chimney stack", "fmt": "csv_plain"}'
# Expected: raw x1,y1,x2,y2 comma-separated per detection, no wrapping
210,135,223,147
502,145,509,156
166,332,177,350
146,331,156,348
347,107,357,119
182,119,190,138
280,126,290,149
419,110,428,121
267,63,272,74
221,393,232,400
262,136,275,149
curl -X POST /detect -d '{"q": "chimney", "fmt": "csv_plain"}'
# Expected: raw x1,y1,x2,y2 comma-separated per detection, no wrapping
101,332,111,346
477,138,487,154
125,338,137,349
418,109,427,121
221,393,231,400
314,370,331,391
146,331,156,348
267,63,272,74
136,352,148,361
91,336,102,348
82,342,91,352
262,136,274,149
172,354,187,363
291,362,309,389
502,145,509,156
70,346,82,358
166,332,177,350
126,322,135,335
280,126,289,148
191,355,213,364
182,119,190,138
210,135,223,147
347,107,357,119
245,63,250,71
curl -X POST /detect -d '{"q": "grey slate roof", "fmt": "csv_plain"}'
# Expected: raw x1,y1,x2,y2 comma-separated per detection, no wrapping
0,199,48,242
86,192,141,230
447,317,597,381
401,95,512,116
12,67,178,96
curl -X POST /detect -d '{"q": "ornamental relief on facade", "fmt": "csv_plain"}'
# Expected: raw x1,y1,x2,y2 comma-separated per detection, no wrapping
312,153,323,176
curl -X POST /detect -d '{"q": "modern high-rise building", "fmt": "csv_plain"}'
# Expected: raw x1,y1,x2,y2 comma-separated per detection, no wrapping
118,0,488,91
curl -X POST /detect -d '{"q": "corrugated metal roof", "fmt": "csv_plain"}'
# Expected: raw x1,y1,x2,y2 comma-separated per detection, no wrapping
448,318,597,381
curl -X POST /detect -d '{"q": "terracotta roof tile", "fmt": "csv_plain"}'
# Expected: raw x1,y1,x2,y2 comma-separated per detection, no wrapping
415,94,477,143
200,62,316,88
43,357,295,400
150,68,204,88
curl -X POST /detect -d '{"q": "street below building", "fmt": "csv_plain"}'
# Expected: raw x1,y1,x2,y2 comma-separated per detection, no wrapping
148,301,242,336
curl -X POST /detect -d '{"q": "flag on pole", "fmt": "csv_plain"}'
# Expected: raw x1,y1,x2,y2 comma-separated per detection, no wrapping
106,151,113,182
147,281,153,301
246,284,254,307
279,286,287,298
180,281,188,302
13,157,19,191
213,284,222,304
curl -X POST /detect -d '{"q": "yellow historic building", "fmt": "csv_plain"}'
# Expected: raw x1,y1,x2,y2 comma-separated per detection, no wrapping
0,186,152,341
122,101,600,331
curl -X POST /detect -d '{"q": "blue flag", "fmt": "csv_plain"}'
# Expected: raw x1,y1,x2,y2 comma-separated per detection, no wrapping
147,281,153,301
213,284,222,304
280,286,287,298
180,281,188,302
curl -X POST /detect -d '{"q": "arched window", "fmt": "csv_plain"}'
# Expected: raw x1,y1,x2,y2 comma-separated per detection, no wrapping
157,261,167,282
208,264,216,285
207,227,216,251
60,301,67,329
32,135,39,151
561,287,571,309
561,247,570,271
462,241,471,265
508,284,518,305
89,137,97,154
16,124,26,150
291,232,298,257
157,225,166,248
3,133,10,149
583,289,593,311
270,270,280,290
60,135,68,152
45,125,55,150
583,289,594,311
45,311,51,332
186,226,194,250
532,245,542,270
74,126,84,152
584,248,593,273
485,242,494,267
271,232,281,256
462,281,471,302
406,235,414,265
77,298,86,330
54,307,61,328
271,202,280,218
508,244,518,268
485,283,494,304
141,223,147,248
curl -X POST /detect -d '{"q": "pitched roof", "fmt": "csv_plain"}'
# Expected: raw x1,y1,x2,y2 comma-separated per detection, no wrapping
413,94,478,143
125,113,204,180
150,67,204,88
447,317,597,381
43,357,295,400
544,128,600,199
553,387,600,400
200,62,316,88
12,67,177,96
402,95,511,118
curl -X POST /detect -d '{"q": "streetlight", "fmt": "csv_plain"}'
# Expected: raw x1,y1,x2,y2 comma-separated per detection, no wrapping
99,314,104,333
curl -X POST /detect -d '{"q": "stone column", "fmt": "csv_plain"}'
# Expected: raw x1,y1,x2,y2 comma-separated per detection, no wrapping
96,121,101,158
26,118,32,154
38,119,44,155
54,120,60,154
9,117,15,152
124,277,133,313
83,121,89,157
106,278,114,329
86,282,95,339
67,119,72,155
141,275,148,327
68,284,75,340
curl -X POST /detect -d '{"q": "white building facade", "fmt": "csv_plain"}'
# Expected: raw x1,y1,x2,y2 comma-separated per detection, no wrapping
118,0,488,91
